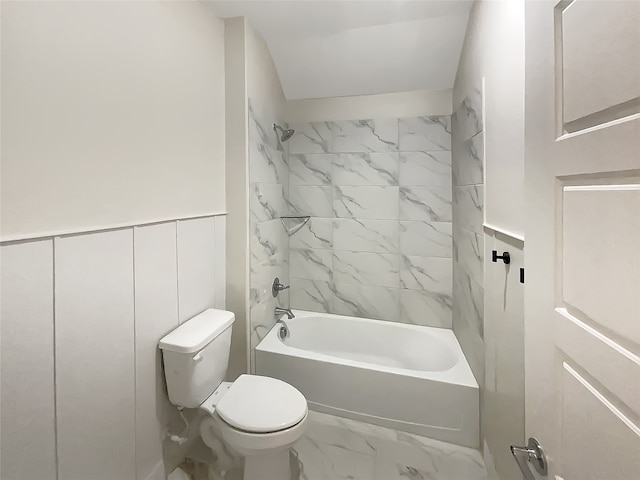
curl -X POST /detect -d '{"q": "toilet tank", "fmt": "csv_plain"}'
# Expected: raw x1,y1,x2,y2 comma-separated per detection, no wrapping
159,309,235,408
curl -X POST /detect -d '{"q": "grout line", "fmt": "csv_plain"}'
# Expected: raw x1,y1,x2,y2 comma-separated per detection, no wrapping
52,238,60,480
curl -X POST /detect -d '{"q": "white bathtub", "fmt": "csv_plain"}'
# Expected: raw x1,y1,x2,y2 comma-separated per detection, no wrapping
255,310,479,448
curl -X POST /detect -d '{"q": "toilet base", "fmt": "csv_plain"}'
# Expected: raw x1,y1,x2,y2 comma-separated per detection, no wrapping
243,449,290,480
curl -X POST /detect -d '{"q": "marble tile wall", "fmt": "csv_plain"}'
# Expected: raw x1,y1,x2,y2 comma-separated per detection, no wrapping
287,117,453,328
451,85,485,387
248,99,290,370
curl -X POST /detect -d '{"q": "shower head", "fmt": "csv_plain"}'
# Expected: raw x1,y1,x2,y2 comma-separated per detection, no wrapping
280,129,295,142
273,123,295,142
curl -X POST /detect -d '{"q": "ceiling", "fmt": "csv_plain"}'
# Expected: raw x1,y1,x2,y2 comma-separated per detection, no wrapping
209,1,473,100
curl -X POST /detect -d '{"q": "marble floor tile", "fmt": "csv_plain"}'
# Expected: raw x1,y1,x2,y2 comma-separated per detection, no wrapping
304,418,376,456
373,435,486,480
294,412,487,480
373,447,438,480
294,437,375,480
374,462,437,480
394,432,487,480
306,411,397,446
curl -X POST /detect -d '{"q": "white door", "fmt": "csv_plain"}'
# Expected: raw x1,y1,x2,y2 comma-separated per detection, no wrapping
524,1,640,479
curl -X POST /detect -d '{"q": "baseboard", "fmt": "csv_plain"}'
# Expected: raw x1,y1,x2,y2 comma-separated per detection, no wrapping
483,439,500,480
145,460,166,480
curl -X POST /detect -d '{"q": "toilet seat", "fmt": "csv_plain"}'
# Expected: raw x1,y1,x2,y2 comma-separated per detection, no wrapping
214,374,307,433
200,409,309,458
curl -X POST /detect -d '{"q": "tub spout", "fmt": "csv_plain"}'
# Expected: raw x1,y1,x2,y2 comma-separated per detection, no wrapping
274,307,295,320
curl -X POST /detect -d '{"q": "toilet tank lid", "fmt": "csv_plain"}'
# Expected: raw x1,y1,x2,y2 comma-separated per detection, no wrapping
159,309,235,353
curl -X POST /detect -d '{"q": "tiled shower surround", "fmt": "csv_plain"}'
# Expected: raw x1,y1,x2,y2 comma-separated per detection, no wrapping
451,86,485,384
248,99,290,367
286,117,454,328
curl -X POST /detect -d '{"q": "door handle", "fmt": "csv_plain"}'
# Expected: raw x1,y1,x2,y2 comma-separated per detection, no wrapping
510,437,548,479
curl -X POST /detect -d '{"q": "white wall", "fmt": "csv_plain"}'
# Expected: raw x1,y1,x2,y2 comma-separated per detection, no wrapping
0,1,226,240
286,89,452,123
247,25,287,125
482,231,524,479
224,17,250,380
454,0,525,238
1,216,226,480
1,3,229,479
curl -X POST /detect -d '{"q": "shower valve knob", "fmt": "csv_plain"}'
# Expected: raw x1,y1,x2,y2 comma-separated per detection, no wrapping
272,277,290,297
492,250,511,264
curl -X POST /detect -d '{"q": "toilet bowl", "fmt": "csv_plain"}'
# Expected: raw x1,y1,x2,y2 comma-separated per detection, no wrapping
199,375,308,480
158,309,308,480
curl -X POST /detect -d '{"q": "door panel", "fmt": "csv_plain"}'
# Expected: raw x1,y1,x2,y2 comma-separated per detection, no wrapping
525,0,640,478
560,363,640,480
557,308,640,416
560,0,640,127
562,184,640,342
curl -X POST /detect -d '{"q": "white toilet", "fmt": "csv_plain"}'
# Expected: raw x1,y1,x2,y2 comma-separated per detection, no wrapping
159,309,308,480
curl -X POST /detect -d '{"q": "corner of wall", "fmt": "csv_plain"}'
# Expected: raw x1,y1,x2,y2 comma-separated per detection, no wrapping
245,19,289,374
224,16,250,379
